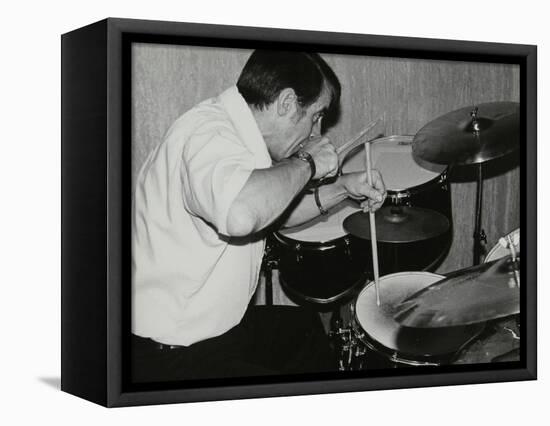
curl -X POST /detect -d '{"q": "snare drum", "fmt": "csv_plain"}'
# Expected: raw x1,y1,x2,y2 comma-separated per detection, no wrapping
273,200,369,306
343,135,452,273
485,228,520,263
352,272,483,367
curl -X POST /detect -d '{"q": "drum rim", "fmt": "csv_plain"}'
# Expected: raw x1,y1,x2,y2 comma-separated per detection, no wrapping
385,169,448,199
349,310,444,366
279,269,369,306
355,271,445,303
368,135,449,196
350,311,484,366
272,229,350,250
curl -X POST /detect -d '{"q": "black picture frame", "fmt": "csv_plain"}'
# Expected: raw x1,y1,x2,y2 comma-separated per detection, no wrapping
61,17,537,407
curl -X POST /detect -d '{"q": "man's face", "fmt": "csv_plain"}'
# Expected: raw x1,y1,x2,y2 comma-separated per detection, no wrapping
271,87,332,161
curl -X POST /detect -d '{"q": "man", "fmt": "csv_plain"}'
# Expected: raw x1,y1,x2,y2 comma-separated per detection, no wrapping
132,50,386,382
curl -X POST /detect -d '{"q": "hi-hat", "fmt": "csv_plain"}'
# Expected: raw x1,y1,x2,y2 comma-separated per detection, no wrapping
393,256,520,328
343,206,450,243
413,102,519,166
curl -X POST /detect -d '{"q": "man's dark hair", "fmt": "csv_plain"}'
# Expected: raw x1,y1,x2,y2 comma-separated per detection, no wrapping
237,50,341,123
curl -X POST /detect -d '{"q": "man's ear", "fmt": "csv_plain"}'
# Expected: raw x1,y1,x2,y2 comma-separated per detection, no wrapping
276,88,298,117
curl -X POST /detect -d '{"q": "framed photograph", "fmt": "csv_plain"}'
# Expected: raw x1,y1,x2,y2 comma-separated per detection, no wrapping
61,18,536,407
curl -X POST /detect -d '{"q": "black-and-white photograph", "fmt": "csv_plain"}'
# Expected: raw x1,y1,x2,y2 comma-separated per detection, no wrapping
130,43,521,384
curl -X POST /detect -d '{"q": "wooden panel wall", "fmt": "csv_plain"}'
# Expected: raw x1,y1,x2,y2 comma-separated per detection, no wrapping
132,44,520,275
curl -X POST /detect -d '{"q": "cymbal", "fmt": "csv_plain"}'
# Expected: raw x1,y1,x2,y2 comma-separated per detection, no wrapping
413,102,520,166
393,256,520,328
343,206,450,243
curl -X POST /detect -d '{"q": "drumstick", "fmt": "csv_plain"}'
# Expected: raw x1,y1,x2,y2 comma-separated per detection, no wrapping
365,141,381,306
336,118,380,159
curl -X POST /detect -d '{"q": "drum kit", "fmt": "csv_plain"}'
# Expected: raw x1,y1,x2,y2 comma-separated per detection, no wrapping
265,101,521,370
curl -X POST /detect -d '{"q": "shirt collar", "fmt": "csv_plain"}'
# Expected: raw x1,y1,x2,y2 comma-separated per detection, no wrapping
219,86,272,167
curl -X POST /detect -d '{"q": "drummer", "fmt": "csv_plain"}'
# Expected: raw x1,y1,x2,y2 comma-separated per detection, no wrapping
132,49,386,382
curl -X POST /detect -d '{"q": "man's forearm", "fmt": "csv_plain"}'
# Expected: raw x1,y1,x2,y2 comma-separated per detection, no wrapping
226,157,312,236
282,178,349,228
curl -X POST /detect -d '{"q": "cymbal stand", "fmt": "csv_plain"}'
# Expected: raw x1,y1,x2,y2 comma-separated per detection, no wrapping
471,108,487,265
473,163,487,265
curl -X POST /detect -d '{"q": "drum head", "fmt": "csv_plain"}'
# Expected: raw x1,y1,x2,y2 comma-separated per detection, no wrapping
355,272,483,358
485,228,520,263
279,199,360,243
342,135,446,192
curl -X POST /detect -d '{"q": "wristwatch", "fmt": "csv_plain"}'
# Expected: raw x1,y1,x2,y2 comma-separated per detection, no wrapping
293,150,316,182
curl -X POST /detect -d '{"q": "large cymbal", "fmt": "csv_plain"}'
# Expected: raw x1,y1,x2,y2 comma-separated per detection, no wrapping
393,256,520,328
343,206,450,243
413,102,520,165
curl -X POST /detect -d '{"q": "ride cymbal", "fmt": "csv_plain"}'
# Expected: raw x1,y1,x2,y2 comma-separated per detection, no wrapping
343,206,450,243
413,102,520,166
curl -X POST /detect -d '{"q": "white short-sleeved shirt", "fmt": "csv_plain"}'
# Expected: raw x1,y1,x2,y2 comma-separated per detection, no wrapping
132,86,272,346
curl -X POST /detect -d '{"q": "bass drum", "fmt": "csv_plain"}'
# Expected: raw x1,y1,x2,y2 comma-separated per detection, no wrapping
342,135,452,274
272,200,369,307
352,272,484,367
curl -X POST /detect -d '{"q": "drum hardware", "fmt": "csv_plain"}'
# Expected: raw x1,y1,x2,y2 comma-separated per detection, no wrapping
387,191,412,202
329,310,353,371
412,102,519,264
344,237,351,257
503,326,520,340
393,256,520,328
328,314,367,371
261,238,280,306
485,229,520,263
506,234,521,287
473,161,488,264
294,243,302,263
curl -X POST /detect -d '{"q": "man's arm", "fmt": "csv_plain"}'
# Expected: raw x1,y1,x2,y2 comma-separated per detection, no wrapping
226,157,311,236
282,171,387,228
226,136,339,236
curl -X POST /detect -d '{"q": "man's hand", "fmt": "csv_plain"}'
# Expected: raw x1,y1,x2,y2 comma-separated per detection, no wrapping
301,136,339,180
340,170,387,212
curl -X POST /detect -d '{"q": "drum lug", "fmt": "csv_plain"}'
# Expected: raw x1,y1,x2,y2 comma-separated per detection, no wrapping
440,172,449,190
393,192,411,206
344,237,351,257
294,243,302,263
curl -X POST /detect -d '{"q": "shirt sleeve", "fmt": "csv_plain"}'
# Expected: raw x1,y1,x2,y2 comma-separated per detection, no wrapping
181,126,256,236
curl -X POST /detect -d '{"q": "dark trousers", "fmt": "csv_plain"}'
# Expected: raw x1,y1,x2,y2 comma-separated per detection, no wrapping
131,305,337,383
